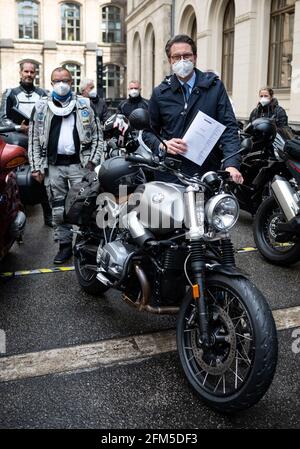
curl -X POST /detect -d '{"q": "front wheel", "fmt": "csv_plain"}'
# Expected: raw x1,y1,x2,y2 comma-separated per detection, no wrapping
177,274,278,413
253,196,300,265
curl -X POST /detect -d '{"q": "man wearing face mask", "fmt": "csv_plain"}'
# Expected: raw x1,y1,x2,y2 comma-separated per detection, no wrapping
143,34,243,184
28,67,103,264
249,87,288,128
117,80,149,119
79,78,109,124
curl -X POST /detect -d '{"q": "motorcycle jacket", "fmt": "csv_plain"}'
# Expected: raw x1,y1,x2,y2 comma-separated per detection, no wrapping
28,94,103,173
0,83,48,126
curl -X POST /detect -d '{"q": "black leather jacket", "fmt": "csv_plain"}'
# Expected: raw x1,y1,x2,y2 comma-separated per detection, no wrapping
0,83,47,126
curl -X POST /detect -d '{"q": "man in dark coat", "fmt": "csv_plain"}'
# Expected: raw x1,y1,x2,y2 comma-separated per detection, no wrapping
79,78,109,124
117,80,148,119
143,34,243,184
249,87,288,128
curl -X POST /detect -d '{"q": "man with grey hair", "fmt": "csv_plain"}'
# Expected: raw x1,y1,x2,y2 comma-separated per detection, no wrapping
79,78,108,124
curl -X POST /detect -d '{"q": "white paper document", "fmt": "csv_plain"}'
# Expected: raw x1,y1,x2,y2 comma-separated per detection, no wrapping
182,110,226,166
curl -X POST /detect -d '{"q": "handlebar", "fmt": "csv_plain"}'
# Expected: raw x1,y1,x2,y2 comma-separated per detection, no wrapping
0,125,21,134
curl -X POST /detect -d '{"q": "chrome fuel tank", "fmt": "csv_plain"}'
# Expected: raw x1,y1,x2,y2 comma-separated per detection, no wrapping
130,181,185,235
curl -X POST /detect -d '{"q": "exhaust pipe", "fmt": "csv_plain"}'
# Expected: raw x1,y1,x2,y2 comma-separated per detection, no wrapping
271,176,300,221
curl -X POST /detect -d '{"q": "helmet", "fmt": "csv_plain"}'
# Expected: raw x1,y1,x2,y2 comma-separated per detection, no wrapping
250,118,277,143
103,113,129,141
98,156,145,195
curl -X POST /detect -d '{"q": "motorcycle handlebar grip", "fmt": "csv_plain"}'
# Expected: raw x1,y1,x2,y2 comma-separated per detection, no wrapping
0,125,19,133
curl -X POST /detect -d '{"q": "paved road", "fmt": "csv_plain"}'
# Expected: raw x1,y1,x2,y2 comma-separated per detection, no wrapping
0,205,299,429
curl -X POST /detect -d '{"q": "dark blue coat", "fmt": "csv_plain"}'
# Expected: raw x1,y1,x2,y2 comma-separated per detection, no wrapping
143,69,240,181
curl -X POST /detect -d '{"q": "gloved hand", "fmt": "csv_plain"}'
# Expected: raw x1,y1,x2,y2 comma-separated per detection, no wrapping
86,161,95,171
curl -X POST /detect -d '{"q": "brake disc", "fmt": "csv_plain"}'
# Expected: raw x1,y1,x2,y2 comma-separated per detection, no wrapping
190,306,236,376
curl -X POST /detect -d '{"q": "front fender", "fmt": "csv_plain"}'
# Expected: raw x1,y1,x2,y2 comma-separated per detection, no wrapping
206,264,249,279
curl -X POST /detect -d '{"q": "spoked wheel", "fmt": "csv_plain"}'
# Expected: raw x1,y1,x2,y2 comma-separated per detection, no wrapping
177,274,278,413
74,234,109,296
253,196,300,265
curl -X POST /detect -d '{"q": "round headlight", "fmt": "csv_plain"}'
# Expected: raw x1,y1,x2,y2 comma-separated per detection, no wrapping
205,194,239,231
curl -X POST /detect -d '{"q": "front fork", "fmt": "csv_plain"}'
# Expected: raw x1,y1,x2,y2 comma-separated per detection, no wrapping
185,186,236,347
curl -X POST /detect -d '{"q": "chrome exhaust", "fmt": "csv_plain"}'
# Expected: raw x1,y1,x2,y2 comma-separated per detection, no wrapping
271,176,300,221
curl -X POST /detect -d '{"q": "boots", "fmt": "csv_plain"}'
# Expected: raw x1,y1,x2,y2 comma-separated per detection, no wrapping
41,200,53,227
53,242,73,265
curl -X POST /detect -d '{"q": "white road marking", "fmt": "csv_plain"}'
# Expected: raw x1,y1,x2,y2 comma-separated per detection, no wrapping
0,306,299,383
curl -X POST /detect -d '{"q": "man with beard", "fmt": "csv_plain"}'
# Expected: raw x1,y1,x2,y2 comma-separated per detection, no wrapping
0,60,53,226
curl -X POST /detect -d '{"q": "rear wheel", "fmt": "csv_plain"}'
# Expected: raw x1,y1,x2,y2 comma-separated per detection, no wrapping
177,273,278,413
74,234,109,296
253,196,300,265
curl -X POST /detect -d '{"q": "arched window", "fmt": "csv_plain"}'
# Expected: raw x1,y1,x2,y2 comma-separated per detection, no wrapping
103,64,120,99
268,0,296,89
63,62,81,93
18,0,39,39
101,6,121,43
222,0,235,95
191,16,197,44
61,3,80,41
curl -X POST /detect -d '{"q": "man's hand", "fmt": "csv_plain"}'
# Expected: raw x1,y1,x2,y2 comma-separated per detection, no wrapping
225,167,244,184
86,161,95,171
20,120,29,135
31,170,45,183
161,138,187,156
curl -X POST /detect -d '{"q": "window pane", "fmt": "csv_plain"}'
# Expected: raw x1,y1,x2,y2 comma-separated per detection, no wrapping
222,0,235,94
61,3,80,41
103,64,120,98
63,63,81,93
18,1,39,39
268,3,295,88
101,6,122,43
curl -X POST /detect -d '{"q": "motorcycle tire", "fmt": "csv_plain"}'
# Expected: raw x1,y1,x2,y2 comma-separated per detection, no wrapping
253,196,300,265
177,273,278,413
74,235,109,296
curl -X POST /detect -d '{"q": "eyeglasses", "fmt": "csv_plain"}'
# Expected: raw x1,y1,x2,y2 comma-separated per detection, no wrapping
52,79,71,84
170,53,194,62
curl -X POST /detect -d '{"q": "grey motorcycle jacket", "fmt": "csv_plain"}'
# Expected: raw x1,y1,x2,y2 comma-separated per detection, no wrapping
0,84,48,126
28,94,103,173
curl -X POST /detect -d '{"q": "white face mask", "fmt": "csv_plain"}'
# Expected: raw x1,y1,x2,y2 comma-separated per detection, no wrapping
129,89,140,98
172,59,194,79
88,90,97,98
260,97,271,107
53,82,71,97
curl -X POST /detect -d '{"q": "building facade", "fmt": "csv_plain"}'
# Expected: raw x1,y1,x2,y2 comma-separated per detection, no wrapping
126,0,300,127
0,0,127,99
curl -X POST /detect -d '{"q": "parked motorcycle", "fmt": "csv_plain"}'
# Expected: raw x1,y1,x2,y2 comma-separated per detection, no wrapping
253,129,300,265
0,125,27,261
233,118,290,215
65,108,278,413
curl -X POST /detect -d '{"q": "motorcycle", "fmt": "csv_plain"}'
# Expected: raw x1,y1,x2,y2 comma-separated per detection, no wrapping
0,125,27,261
233,118,291,216
67,108,278,413
253,129,300,265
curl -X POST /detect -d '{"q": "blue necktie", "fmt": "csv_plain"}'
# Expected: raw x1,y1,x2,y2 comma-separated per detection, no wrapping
182,83,190,101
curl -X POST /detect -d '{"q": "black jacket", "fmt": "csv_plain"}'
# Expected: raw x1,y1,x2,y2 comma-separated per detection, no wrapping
143,69,240,181
249,98,288,128
117,95,149,119
90,95,109,124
